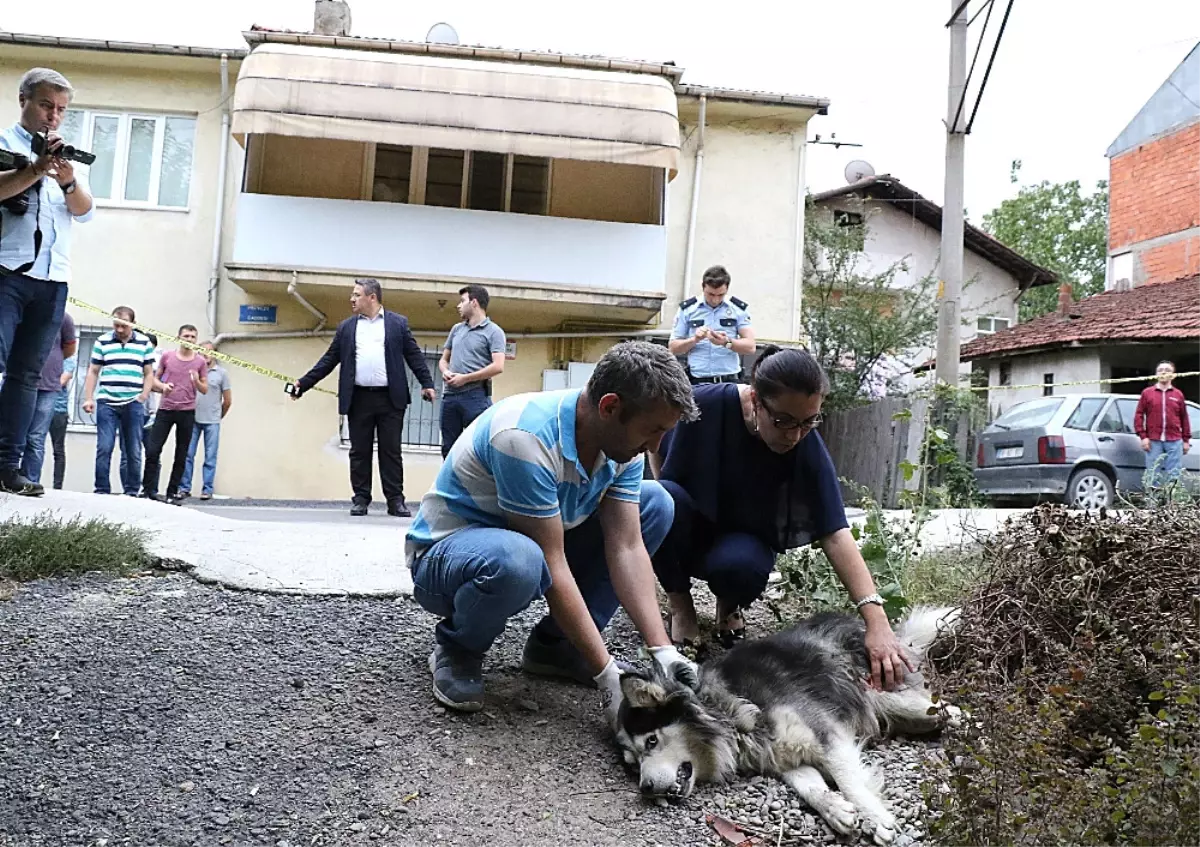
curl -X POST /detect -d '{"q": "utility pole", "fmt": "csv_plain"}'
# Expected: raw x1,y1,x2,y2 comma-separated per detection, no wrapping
935,0,968,385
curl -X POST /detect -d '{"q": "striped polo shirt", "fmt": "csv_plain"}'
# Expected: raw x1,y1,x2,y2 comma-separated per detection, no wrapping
405,388,644,564
91,330,154,406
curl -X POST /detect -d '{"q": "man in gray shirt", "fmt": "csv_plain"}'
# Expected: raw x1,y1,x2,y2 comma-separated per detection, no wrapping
179,341,232,500
438,285,506,457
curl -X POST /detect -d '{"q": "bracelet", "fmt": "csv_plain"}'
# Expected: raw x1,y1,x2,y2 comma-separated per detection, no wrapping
854,593,884,610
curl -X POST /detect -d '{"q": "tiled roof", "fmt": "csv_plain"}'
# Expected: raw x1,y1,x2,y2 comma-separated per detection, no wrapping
959,274,1200,361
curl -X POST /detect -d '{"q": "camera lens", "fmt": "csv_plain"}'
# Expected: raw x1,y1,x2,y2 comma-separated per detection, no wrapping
61,145,76,157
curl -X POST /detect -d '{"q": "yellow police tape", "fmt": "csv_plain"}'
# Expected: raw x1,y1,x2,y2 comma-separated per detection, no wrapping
68,295,1195,399
66,296,336,396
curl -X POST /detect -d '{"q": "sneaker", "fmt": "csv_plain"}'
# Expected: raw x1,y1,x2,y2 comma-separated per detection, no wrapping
199,492,212,501
521,628,597,688
0,469,43,497
175,491,191,501
428,643,484,712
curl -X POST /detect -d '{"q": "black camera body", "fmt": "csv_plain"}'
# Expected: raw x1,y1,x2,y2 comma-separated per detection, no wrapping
30,132,96,166
0,148,33,216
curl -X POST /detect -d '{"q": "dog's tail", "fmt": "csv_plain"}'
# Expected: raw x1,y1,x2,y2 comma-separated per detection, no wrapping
893,606,960,657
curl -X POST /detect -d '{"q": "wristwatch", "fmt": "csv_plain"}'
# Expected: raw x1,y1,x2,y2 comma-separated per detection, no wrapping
854,593,885,610
724,339,733,349
61,180,77,195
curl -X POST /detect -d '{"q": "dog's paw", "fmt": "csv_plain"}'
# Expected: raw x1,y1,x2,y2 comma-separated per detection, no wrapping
867,818,897,846
814,791,858,836
731,700,761,733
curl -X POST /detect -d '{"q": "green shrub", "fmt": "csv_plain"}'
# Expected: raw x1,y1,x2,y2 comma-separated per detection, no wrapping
0,513,152,582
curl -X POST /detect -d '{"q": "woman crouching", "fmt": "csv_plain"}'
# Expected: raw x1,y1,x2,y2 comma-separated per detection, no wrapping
649,345,912,690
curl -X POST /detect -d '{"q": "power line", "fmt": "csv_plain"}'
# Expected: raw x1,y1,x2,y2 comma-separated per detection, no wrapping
965,0,1016,134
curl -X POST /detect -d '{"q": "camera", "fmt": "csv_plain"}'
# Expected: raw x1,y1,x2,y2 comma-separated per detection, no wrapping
30,132,96,166
0,148,33,216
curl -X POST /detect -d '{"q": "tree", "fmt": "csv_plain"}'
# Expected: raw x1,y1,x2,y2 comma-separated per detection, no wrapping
801,203,939,411
981,161,1108,321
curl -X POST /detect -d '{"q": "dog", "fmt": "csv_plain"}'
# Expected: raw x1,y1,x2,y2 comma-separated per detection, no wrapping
615,607,962,846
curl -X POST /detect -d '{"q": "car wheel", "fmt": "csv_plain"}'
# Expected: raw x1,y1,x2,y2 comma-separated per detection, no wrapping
1066,468,1114,510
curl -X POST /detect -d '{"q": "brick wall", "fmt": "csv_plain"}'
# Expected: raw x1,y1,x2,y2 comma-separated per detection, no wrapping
1109,122,1200,258
1138,236,1200,286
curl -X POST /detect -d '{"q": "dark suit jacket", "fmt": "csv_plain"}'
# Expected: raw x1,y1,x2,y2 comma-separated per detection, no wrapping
297,311,434,415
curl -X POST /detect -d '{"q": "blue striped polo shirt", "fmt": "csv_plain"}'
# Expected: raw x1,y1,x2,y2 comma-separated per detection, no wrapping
405,388,644,564
91,330,154,405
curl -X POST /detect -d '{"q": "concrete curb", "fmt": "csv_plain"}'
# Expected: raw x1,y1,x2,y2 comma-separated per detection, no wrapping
0,491,413,597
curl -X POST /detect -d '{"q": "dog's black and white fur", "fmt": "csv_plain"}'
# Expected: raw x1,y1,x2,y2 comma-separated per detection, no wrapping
616,607,961,845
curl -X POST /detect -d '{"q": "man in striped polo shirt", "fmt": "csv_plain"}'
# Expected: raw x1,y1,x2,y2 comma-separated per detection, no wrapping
406,341,701,723
82,305,157,495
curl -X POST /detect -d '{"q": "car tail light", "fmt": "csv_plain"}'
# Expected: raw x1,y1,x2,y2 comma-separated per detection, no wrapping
1037,435,1067,464
976,443,985,467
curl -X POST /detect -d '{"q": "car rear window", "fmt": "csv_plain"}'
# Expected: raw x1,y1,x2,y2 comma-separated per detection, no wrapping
991,397,1064,430
1065,397,1107,430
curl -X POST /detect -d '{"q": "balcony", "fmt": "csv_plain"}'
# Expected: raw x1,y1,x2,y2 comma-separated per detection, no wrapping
226,193,668,329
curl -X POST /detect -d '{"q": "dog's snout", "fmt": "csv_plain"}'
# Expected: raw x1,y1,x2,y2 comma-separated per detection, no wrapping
639,779,657,795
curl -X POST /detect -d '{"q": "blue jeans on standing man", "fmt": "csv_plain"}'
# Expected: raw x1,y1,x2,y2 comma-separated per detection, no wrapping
95,400,146,495
439,387,491,458
180,422,221,496
1146,439,1185,487
0,272,68,476
19,389,59,484
410,480,674,658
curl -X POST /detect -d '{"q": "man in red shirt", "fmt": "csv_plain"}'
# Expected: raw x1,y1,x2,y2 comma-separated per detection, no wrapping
1134,360,1191,487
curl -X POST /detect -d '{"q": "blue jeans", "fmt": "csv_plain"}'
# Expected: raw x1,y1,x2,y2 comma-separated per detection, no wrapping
19,389,59,484
181,422,221,495
440,388,491,458
1147,439,1185,487
411,480,674,657
95,400,146,495
0,272,68,471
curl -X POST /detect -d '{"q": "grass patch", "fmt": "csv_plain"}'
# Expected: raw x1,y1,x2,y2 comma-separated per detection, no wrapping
0,513,153,582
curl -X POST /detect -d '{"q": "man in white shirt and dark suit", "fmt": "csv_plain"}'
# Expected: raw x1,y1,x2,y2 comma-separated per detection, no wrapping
293,278,435,516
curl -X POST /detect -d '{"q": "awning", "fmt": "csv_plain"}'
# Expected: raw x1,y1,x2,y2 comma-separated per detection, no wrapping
231,43,680,174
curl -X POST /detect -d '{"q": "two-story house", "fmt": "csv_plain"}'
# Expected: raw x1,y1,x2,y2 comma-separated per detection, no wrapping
1,8,830,501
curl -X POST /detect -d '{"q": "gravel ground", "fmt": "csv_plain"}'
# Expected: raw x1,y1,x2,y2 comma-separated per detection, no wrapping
0,573,945,847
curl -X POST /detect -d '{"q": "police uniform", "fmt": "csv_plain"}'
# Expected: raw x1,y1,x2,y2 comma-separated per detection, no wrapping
671,295,751,383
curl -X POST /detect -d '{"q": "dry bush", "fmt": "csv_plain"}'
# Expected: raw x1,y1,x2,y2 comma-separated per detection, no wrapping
927,504,1200,845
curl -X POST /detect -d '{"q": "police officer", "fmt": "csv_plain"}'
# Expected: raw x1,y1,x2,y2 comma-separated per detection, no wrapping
668,265,755,384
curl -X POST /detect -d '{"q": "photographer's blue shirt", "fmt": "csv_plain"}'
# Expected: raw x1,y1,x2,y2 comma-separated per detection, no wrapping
0,123,94,282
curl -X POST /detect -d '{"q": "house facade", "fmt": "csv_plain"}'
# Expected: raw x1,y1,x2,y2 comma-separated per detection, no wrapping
1106,42,1199,289
811,175,1057,385
1,14,828,501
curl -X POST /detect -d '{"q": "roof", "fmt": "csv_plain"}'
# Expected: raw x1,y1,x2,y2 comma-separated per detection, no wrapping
811,175,1058,290
244,28,829,113
957,274,1200,362
1107,41,1200,158
0,30,246,59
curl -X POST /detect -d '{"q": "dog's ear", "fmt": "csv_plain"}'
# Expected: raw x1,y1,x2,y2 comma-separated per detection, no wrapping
620,673,671,709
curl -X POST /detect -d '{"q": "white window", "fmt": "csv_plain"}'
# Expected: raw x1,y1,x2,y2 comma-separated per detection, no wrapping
59,109,196,209
1108,251,1133,290
372,145,550,215
976,315,1011,335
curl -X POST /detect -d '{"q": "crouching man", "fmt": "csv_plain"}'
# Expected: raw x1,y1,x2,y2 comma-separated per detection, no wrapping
405,341,700,725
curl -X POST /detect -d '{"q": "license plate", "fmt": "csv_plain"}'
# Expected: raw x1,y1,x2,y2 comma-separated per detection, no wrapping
996,446,1024,459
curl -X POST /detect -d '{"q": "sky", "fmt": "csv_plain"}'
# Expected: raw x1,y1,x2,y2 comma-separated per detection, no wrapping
4,0,1198,219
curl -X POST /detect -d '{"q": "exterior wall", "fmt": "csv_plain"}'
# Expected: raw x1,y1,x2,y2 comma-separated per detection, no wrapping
252,135,368,200
549,159,658,224
664,122,806,343
1107,122,1200,287
983,349,1103,415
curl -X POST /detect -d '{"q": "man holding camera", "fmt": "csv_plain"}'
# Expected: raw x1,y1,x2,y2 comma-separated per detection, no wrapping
0,68,94,496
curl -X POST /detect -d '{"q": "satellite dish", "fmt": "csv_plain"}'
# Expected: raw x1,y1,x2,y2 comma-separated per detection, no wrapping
426,22,460,44
845,160,876,183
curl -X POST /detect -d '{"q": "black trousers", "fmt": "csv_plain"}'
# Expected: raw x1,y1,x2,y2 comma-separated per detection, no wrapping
49,410,68,490
651,479,776,609
143,409,195,498
348,387,406,507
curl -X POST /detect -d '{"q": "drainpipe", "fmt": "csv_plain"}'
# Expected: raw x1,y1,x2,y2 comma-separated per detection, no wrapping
680,92,707,306
288,270,328,331
211,271,327,347
206,53,231,337
790,130,807,342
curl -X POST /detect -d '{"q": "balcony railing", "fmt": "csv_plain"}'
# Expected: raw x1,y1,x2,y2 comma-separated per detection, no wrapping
231,193,667,294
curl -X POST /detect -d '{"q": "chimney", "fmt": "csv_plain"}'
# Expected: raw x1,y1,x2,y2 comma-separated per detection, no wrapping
1057,282,1073,316
314,0,351,36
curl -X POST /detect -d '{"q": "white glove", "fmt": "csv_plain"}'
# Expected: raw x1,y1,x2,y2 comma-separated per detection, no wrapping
594,659,625,730
649,645,700,690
